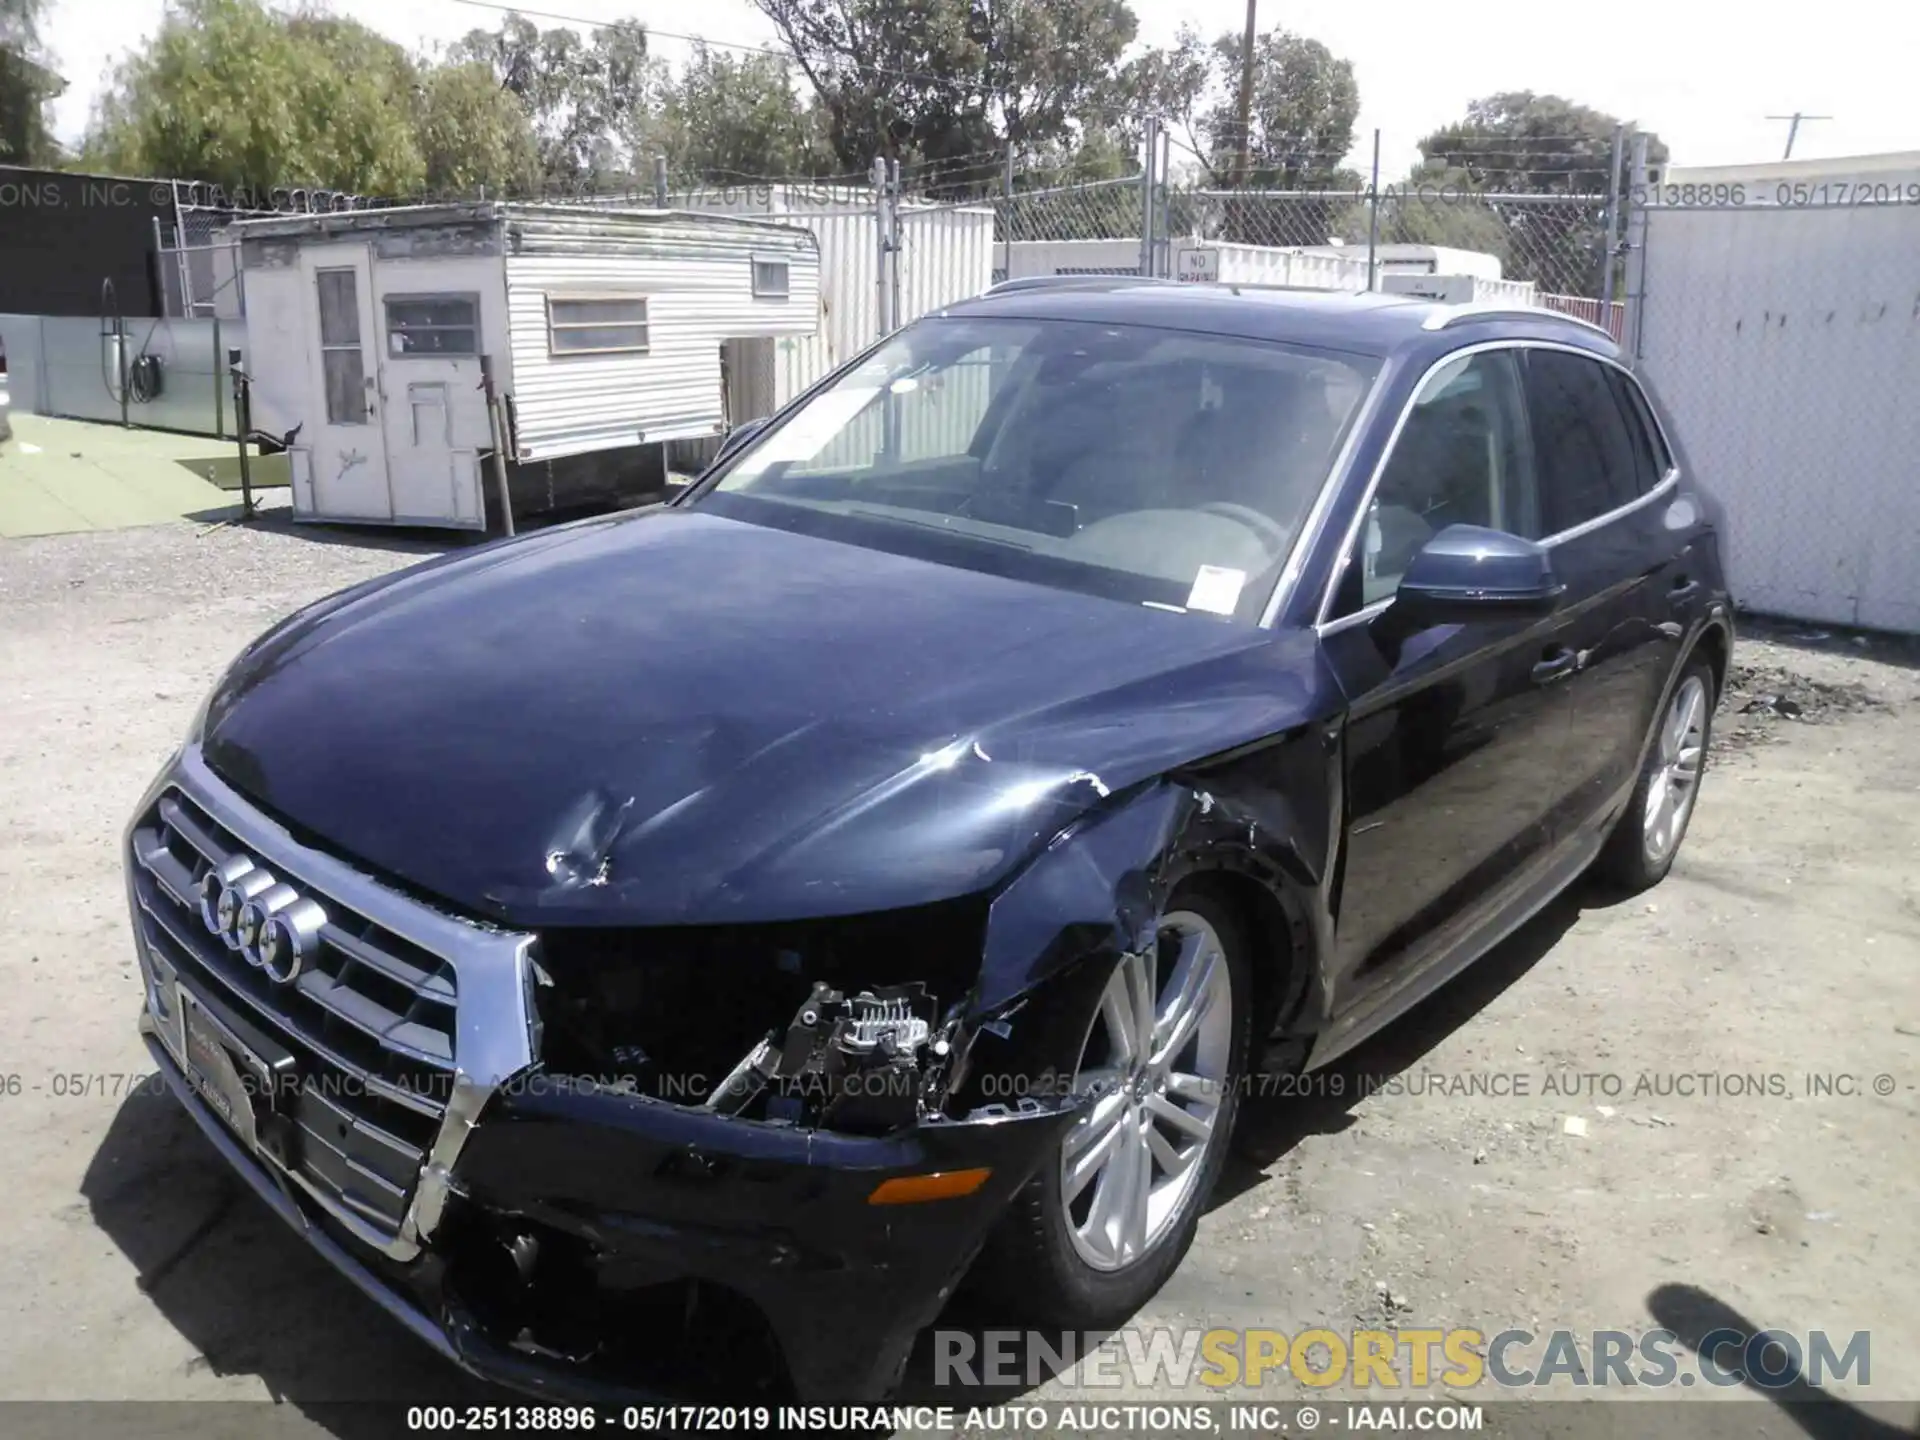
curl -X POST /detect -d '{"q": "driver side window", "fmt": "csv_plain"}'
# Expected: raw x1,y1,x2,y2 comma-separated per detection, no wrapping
1333,347,1537,616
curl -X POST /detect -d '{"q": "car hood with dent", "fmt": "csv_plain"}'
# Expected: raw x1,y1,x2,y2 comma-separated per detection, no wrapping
202,508,1323,927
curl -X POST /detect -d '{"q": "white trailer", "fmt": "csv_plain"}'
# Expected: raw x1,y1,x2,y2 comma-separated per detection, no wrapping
236,203,820,530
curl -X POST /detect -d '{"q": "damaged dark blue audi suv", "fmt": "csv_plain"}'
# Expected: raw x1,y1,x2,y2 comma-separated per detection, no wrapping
124,282,1732,1403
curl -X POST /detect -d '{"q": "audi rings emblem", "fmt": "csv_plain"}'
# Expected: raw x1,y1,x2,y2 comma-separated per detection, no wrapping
199,855,326,984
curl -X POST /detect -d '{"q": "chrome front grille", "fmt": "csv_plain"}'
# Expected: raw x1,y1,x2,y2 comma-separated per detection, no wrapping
130,784,462,1243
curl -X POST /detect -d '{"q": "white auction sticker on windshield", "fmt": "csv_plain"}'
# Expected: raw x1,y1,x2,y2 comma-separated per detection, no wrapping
1186,565,1246,615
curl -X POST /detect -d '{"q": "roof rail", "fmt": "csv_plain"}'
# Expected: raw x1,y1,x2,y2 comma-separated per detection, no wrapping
985,273,1174,295
1421,302,1616,340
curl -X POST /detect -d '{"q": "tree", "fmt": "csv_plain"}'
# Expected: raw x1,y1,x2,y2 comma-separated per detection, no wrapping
0,0,58,165
637,43,833,183
1120,23,1358,189
1414,91,1666,195
1404,93,1669,296
452,14,656,189
84,0,427,195
753,0,1137,187
418,61,541,195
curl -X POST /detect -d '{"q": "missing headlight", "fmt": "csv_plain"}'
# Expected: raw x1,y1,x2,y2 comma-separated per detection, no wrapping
700,982,946,1133
533,902,982,1130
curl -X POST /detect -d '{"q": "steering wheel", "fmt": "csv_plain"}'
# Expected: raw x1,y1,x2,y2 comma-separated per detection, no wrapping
1197,502,1292,555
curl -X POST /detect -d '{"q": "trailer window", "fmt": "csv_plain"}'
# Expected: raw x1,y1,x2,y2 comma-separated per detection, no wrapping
547,296,649,355
752,258,790,299
386,295,479,357
315,268,367,425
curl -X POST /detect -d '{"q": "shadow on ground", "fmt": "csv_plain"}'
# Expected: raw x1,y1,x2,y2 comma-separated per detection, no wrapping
82,1083,507,1434
1645,1283,1918,1440
178,505,463,555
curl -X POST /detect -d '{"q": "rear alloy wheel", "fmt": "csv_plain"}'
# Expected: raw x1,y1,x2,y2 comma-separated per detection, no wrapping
1596,656,1716,891
983,889,1249,1326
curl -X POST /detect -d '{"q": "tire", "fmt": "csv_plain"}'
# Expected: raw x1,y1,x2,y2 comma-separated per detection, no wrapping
979,884,1252,1329
1593,653,1716,892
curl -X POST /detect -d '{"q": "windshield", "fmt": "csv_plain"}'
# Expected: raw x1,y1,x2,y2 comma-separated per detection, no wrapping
690,316,1380,622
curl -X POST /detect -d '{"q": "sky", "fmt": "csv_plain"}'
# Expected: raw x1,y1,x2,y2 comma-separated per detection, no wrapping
41,0,1920,177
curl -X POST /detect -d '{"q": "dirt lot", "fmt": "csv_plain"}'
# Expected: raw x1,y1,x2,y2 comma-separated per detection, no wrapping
1,506,1916,1431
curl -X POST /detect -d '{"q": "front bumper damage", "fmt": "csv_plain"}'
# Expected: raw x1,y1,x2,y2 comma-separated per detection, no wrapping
126,747,1269,1402
140,1005,1077,1401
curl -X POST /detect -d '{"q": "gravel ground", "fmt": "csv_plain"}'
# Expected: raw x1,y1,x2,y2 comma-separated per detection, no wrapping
1,509,1916,1432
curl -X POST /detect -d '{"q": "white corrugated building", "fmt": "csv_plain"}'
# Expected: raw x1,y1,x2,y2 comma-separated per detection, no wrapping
1633,151,1920,632
235,203,820,530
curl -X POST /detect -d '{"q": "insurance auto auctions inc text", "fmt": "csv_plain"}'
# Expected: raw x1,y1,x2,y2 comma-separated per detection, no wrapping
934,1325,1871,1392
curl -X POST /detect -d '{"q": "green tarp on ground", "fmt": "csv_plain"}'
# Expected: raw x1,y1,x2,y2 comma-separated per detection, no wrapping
0,414,287,538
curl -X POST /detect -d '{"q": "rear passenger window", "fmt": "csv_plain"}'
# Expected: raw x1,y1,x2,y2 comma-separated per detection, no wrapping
1606,369,1672,493
1524,350,1642,533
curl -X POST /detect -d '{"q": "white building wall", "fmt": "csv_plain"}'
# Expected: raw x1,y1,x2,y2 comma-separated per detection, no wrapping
1000,238,1372,291
1214,243,1369,290
1636,153,1920,633
1379,273,1539,305
1000,239,1142,278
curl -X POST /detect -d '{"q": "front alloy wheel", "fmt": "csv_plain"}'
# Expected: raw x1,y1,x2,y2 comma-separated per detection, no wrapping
1061,912,1234,1271
981,886,1249,1328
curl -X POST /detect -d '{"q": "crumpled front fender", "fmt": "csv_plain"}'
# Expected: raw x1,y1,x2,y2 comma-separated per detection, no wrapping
967,769,1331,1045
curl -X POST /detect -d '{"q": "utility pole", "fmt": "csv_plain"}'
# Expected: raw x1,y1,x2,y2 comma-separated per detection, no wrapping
1766,112,1831,160
1599,123,1626,314
1624,132,1652,361
1139,116,1160,278
1231,0,1257,185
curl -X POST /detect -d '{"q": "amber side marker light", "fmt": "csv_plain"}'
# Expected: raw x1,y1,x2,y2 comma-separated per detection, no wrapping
867,1168,993,1205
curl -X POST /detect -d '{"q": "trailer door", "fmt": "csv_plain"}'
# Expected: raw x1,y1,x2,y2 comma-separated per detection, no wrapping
376,287,487,528
299,243,392,519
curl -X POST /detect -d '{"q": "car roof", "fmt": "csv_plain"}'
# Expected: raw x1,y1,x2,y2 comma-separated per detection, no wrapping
939,279,1621,360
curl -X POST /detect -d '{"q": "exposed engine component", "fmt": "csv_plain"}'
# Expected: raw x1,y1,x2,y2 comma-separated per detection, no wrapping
701,981,943,1134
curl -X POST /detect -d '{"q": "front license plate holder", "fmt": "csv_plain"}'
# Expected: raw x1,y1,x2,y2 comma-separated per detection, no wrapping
177,983,298,1164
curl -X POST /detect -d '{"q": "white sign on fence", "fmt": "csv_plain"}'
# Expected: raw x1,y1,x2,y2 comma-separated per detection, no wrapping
1175,247,1219,283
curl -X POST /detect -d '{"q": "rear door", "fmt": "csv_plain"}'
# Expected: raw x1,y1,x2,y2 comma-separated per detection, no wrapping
1320,346,1583,1035
1521,347,1684,833
298,244,390,519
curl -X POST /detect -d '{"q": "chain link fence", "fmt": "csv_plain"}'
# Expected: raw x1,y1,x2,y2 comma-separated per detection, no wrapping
918,137,1631,329
157,182,375,318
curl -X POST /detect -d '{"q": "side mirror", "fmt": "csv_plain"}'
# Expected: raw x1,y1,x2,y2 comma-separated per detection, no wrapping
1378,523,1564,637
712,415,769,467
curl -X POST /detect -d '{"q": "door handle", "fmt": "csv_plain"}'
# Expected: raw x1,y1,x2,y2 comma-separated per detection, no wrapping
1668,576,1702,606
1531,647,1579,684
